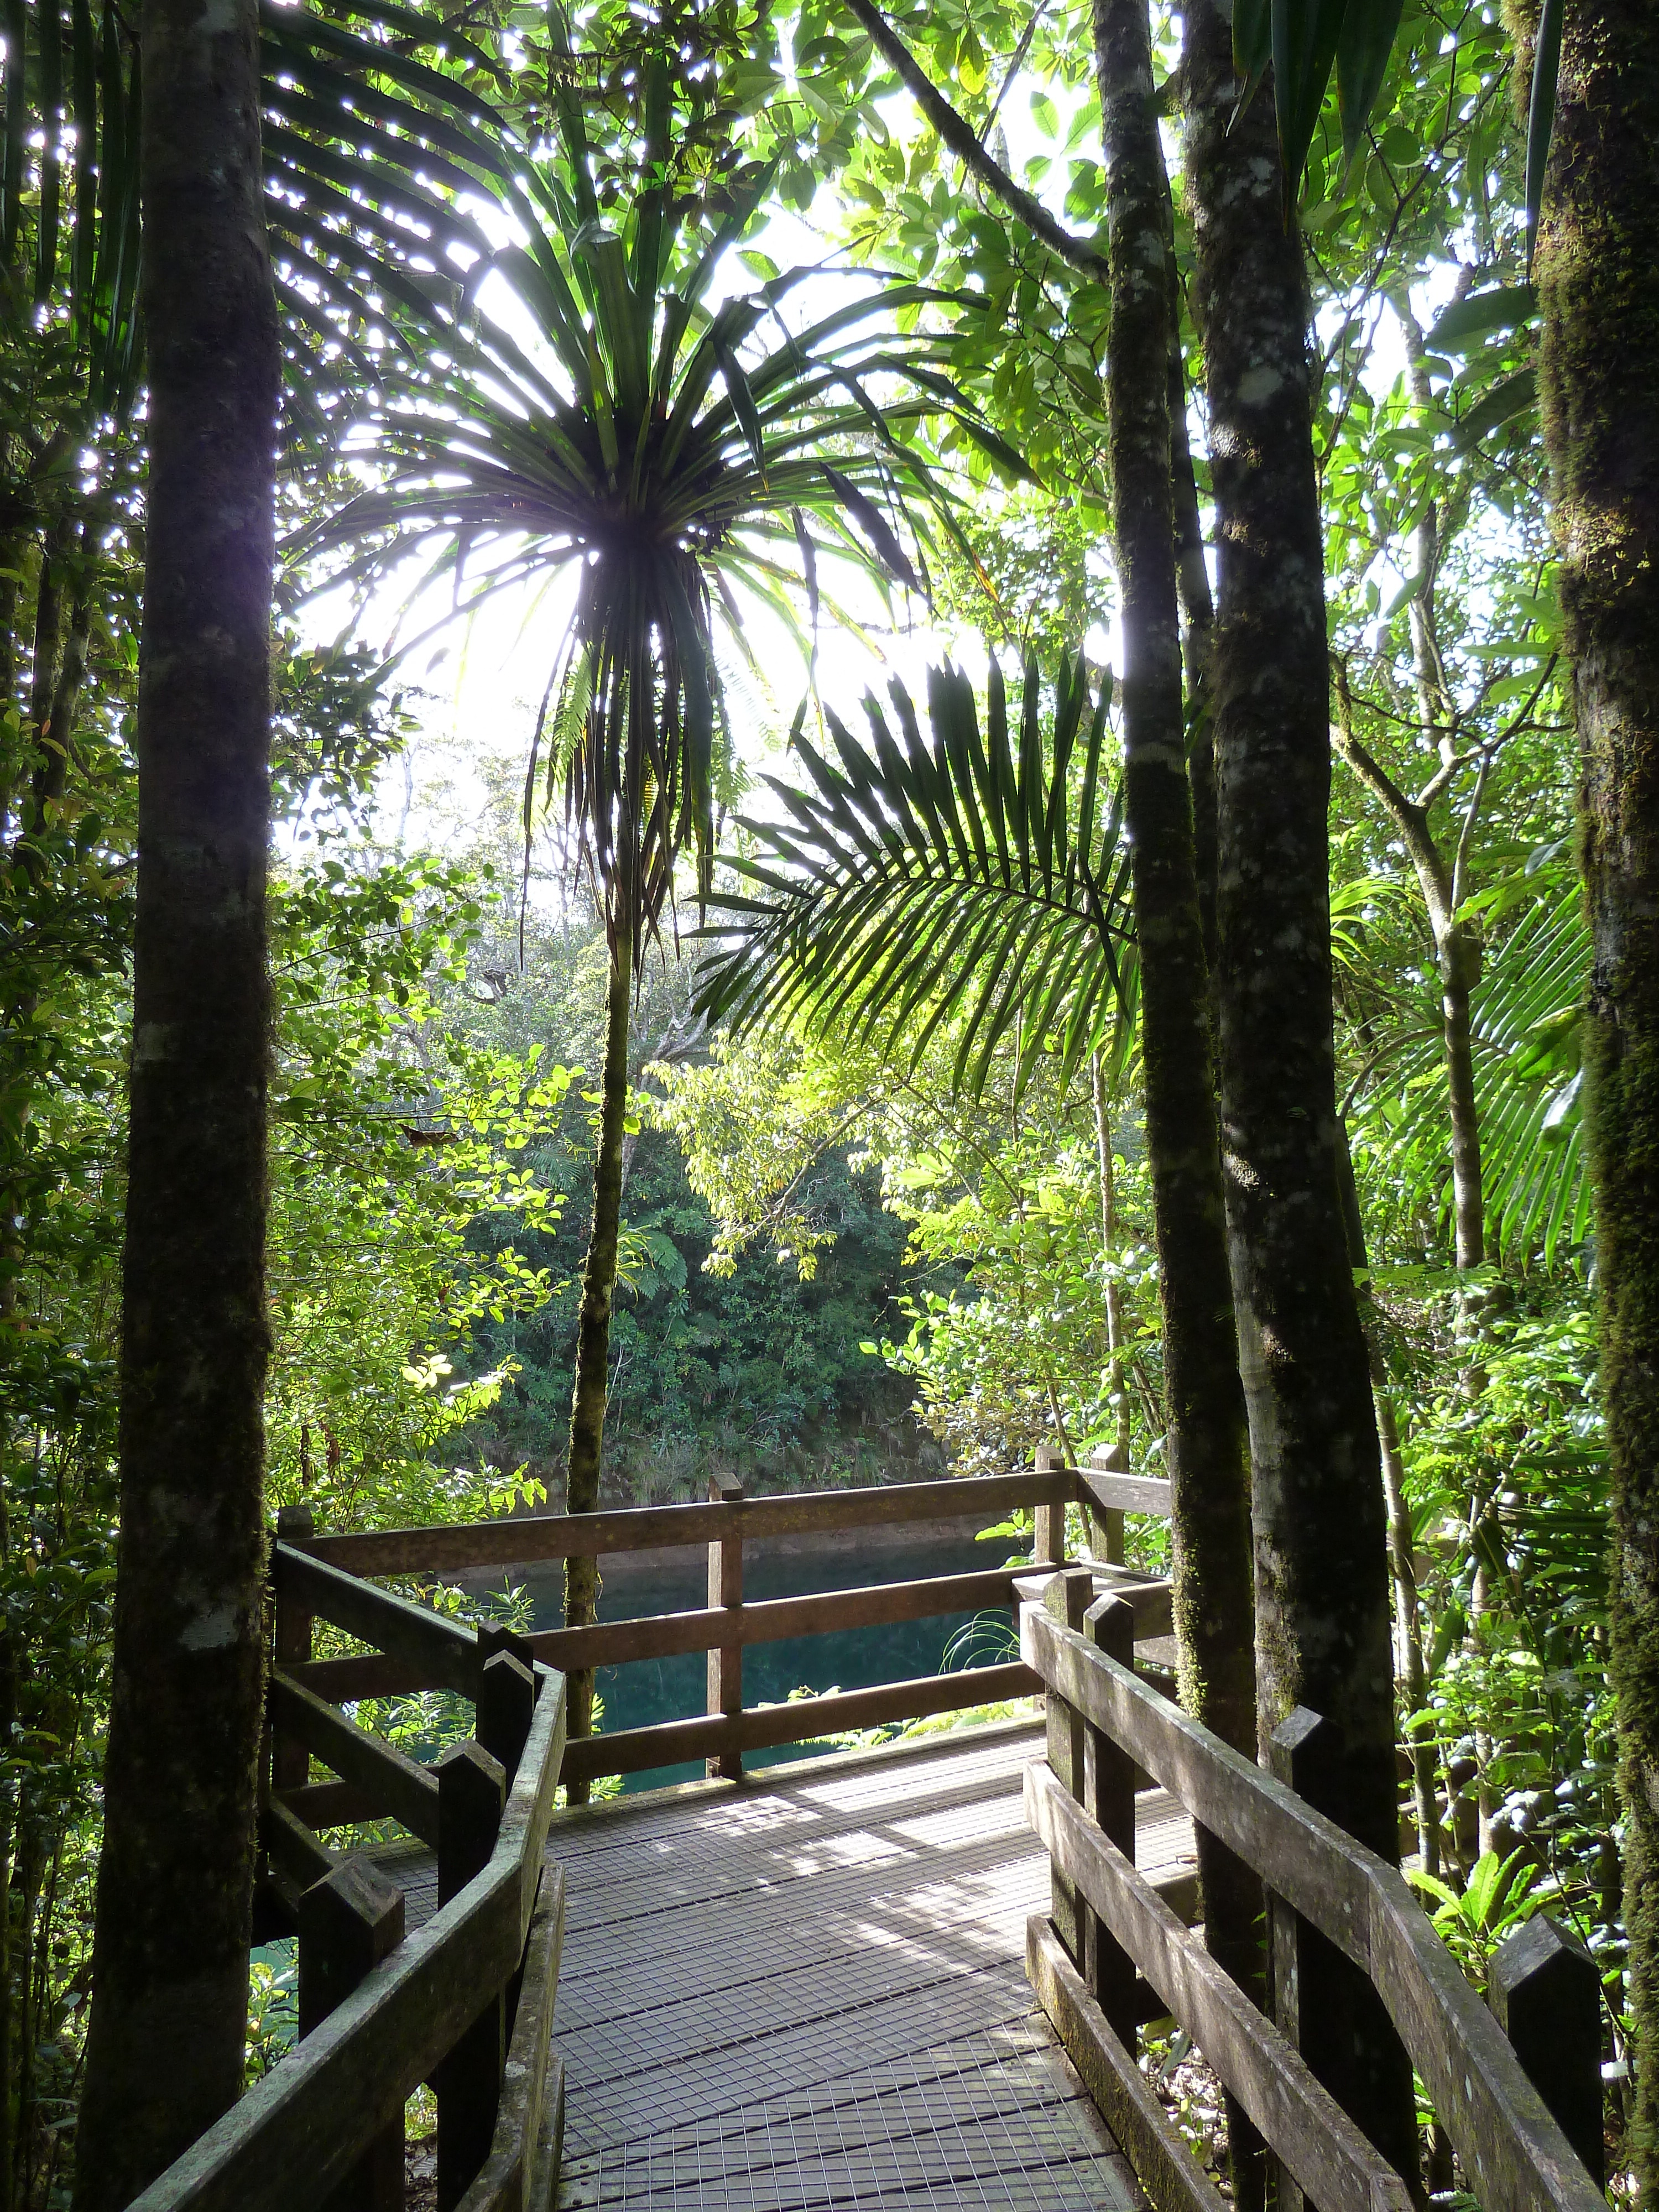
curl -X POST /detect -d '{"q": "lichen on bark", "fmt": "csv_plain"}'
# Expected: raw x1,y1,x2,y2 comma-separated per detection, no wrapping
1535,0,1659,2183
1182,0,1416,2177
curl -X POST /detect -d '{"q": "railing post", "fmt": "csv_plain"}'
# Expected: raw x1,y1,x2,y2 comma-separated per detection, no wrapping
1488,1915,1604,2188
477,1651,538,1786
273,1501,315,1796
299,1855,405,2212
435,1740,507,2212
706,1476,743,1781
1087,1443,1128,1567
1082,1593,1139,2045
1034,1444,1067,1566
1267,1705,1418,2209
1265,1708,1334,2212
1042,1566,1094,1965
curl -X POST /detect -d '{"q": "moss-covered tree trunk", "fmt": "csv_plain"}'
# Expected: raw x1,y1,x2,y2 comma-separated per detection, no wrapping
562,917,633,1805
1182,0,1416,2180
1533,3,1659,2184
1095,3,1261,2196
72,0,278,2196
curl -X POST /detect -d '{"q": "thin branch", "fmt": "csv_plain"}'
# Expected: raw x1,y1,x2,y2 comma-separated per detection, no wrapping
1450,748,1494,916
981,1,1047,145
842,0,1108,283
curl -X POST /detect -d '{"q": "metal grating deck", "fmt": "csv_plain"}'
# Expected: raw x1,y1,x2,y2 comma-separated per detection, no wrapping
535,1718,1193,2209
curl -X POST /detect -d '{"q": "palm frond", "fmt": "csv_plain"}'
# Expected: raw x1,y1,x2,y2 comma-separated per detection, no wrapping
692,655,1134,1103
1353,887,1589,1267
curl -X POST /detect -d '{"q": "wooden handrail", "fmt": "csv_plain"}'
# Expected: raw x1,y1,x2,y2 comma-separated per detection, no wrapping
1021,1605,1605,2212
134,1665,566,2212
1074,1464,1172,1521
284,1468,1077,1577
558,1660,1040,1786
273,1542,478,1694
293,1565,1063,1702
269,1668,441,1847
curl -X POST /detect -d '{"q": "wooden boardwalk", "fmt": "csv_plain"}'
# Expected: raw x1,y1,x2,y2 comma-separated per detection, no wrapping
382,1715,1197,2209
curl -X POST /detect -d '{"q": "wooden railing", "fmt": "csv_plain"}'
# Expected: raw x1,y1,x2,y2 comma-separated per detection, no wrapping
134,1537,569,2212
282,1462,1176,1787
1020,1573,1608,2212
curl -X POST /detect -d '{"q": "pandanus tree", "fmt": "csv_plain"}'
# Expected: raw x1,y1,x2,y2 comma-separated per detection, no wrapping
295,41,1007,1776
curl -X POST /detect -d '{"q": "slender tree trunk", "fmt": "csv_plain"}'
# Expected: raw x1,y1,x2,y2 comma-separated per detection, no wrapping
1095,6,1261,2198
72,0,278,2195
1089,1055,1130,1466
562,919,633,1804
1182,0,1416,2182
1534,3,1659,2187
1336,1125,1440,1877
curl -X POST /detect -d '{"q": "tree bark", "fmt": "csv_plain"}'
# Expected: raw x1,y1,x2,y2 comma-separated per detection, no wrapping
561,917,633,1804
1534,1,1659,2187
1095,4,1261,2198
71,0,278,2196
1182,0,1417,2182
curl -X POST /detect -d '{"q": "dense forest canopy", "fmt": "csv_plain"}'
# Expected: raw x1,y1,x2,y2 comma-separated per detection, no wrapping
1,0,1656,2201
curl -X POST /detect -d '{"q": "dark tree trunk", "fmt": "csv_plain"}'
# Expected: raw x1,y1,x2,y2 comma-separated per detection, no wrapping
561,919,632,1804
71,0,278,2195
1094,4,1261,2197
1535,2,1659,2184
1182,0,1416,2182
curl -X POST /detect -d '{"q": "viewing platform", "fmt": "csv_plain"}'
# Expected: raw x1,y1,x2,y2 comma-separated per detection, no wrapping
376,1718,1198,2209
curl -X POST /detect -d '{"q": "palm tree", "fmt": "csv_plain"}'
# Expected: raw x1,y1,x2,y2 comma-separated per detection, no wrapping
294,34,1008,1775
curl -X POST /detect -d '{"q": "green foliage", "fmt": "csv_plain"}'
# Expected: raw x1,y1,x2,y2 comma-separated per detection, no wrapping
1407,1848,1551,1980
694,654,1133,1103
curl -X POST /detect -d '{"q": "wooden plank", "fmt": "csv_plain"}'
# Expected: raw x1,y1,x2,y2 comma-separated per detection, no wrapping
261,1797,337,1890
1023,1607,1375,1961
274,1545,478,1697
525,1568,1025,1677
706,1477,744,1782
1074,1466,1173,1521
437,1745,507,2205
1026,1767,1414,2212
453,1866,567,2212
1024,1610,1608,2212
271,1670,442,1849
279,1781,385,1833
131,1859,522,2212
1026,1915,1227,2212
289,1470,1075,1577
502,1670,566,1938
1366,1861,1606,2212
273,1501,317,1794
1488,1917,1604,2189
557,1662,1039,1785
134,1677,565,2212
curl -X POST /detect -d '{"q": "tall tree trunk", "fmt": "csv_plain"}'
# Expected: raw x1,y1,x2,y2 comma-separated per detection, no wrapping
1534,3,1659,2187
71,0,278,2195
562,919,633,1804
1088,1055,1131,1468
1182,0,1417,2182
1095,4,1261,2198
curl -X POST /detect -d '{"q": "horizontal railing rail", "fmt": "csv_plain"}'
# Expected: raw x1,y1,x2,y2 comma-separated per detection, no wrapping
1021,1593,1606,2212
135,1531,569,2212
284,1467,1079,1577
272,1460,1175,1789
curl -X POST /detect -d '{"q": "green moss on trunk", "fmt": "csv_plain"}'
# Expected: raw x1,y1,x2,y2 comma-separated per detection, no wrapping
1183,0,1416,2179
1536,0,1659,2182
1095,1,1261,2194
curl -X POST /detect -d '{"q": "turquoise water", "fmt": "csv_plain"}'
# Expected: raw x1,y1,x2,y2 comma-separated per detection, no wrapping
517,1533,1022,1790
